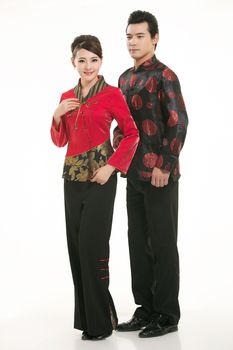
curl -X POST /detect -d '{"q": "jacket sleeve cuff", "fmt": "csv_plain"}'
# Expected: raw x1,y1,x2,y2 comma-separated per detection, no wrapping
107,158,127,175
155,153,178,172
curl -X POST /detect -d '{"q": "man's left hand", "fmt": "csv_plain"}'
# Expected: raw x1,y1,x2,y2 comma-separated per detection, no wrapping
151,167,170,188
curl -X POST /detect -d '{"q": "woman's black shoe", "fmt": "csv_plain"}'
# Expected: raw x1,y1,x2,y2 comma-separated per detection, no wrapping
81,331,89,340
81,330,112,341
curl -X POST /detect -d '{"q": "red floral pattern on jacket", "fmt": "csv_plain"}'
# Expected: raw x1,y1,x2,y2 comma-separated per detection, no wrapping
114,55,188,181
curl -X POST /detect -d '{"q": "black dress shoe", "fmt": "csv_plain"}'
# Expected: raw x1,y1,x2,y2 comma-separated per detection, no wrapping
81,330,112,341
116,315,149,332
138,315,178,338
81,331,89,340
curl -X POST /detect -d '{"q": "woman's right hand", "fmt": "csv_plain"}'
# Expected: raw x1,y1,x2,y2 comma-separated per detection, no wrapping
53,98,80,125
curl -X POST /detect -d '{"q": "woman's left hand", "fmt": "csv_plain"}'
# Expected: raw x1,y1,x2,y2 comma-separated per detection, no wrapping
90,165,115,185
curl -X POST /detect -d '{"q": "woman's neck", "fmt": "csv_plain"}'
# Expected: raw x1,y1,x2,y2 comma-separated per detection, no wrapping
80,76,99,97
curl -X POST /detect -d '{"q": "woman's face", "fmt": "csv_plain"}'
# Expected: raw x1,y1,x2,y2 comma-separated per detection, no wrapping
72,48,102,84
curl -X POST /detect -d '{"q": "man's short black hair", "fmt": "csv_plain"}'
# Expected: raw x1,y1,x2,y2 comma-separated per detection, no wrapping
127,10,159,37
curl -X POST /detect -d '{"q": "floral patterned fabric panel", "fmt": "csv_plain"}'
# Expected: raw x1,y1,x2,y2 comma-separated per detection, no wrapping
63,139,114,181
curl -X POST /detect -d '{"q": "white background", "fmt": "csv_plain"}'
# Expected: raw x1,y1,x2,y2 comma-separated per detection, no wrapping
0,0,233,349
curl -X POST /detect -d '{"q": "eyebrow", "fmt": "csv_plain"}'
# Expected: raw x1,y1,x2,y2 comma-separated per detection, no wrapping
126,32,146,36
77,56,99,59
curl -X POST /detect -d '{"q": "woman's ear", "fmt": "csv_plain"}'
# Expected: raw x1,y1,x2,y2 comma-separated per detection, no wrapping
71,57,75,68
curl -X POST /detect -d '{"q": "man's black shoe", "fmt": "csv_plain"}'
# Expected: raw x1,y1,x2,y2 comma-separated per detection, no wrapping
81,330,112,341
138,315,178,338
116,315,149,332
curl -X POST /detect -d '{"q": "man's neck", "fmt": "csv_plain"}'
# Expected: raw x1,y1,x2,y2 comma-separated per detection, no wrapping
134,52,154,69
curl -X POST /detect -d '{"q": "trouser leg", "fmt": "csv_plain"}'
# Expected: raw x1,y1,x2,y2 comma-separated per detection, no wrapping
64,180,88,330
126,179,153,320
145,179,180,324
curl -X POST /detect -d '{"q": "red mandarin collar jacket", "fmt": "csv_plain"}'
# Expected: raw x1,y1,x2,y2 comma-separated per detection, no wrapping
51,85,139,174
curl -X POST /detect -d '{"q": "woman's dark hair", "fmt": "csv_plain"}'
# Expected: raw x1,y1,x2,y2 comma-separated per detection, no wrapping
127,10,159,37
71,35,103,59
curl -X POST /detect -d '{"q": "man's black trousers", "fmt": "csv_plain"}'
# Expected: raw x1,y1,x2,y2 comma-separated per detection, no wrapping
126,177,180,324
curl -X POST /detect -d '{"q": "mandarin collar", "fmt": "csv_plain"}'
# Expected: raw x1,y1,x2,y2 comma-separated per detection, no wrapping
74,75,107,102
131,55,158,72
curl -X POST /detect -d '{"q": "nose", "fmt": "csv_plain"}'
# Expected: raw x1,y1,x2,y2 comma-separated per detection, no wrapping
129,37,136,46
85,61,91,70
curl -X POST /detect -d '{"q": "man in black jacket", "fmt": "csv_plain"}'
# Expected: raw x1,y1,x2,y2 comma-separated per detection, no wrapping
114,10,188,338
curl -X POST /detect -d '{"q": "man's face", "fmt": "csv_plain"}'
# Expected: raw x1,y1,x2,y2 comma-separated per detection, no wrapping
126,22,158,63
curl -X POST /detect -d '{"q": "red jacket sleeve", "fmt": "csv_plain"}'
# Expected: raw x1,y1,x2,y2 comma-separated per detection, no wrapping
50,94,68,147
107,89,139,174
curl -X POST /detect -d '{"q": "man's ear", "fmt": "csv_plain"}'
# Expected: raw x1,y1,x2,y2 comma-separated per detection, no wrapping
152,33,159,46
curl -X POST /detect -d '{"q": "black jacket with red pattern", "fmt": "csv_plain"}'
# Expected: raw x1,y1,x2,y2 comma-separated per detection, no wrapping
113,55,188,181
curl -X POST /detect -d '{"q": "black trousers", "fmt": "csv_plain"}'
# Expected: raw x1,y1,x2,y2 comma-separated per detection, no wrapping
64,175,118,336
126,177,180,324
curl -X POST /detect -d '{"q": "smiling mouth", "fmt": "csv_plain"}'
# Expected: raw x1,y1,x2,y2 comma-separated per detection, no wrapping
84,71,94,75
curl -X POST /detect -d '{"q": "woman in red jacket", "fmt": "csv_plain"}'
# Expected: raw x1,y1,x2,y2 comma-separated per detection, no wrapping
51,35,139,341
